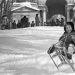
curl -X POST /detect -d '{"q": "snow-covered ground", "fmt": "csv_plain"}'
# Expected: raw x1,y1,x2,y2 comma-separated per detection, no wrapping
0,26,75,75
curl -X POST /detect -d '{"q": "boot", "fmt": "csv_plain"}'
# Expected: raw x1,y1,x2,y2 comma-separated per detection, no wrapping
73,51,75,54
67,53,72,60
61,51,72,60
47,44,55,54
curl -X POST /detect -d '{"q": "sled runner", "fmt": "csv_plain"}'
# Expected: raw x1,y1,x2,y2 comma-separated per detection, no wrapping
48,46,75,72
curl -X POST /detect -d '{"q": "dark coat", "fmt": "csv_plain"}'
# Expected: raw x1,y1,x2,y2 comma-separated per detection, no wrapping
59,31,75,50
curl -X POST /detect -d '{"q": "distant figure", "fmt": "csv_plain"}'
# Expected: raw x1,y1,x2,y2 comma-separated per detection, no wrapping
56,19,60,26
51,19,55,26
35,14,40,26
1,15,9,30
61,18,64,26
21,16,28,27
31,21,35,27
44,22,47,26
12,20,17,29
17,20,23,28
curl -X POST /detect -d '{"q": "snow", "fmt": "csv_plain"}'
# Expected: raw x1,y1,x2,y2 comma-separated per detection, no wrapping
0,26,75,75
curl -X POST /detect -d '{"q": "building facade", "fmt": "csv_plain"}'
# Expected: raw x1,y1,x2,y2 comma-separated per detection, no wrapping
11,2,40,25
0,0,75,26
12,0,75,25
46,0,75,22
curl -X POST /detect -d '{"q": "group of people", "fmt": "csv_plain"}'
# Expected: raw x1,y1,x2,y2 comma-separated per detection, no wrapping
1,14,40,30
11,15,30,29
12,14,40,29
44,18,65,26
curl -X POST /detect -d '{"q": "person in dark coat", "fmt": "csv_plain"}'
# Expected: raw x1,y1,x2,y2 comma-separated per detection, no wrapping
17,20,23,28
47,21,75,64
1,15,10,29
35,14,40,26
21,16,28,27
31,21,35,27
12,20,17,29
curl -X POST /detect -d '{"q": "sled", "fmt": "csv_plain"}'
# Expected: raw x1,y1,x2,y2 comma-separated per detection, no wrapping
48,47,75,72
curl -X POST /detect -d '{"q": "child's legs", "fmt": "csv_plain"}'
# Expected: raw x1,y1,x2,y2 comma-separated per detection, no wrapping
68,44,75,55
55,41,64,48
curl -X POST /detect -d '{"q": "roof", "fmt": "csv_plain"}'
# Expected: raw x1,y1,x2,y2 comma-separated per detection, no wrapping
11,2,40,11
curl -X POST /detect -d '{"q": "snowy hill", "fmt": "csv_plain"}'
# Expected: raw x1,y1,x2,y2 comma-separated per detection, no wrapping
0,26,75,75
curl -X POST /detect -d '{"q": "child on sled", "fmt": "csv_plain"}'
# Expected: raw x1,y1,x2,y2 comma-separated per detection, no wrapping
47,21,75,64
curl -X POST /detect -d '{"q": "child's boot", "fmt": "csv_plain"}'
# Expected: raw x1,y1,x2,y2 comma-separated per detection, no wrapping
47,44,55,54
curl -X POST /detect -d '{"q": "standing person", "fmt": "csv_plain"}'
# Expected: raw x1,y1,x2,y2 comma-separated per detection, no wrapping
17,20,23,28
44,22,47,26
61,18,64,26
51,19,55,26
1,15,9,30
12,20,17,29
21,16,28,27
47,22,75,64
35,14,40,26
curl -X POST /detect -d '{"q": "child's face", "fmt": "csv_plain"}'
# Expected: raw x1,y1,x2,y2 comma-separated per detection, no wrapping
66,24,72,33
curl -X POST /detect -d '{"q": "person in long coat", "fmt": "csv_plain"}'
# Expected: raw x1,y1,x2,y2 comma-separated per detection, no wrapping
35,14,40,26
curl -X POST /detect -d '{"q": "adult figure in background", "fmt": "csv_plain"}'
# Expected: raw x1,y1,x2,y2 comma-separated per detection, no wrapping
56,19,60,26
51,19,55,26
12,20,17,29
21,16,28,28
1,15,9,30
17,20,22,28
61,18,64,26
35,14,40,26
31,21,35,27
28,22,30,27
